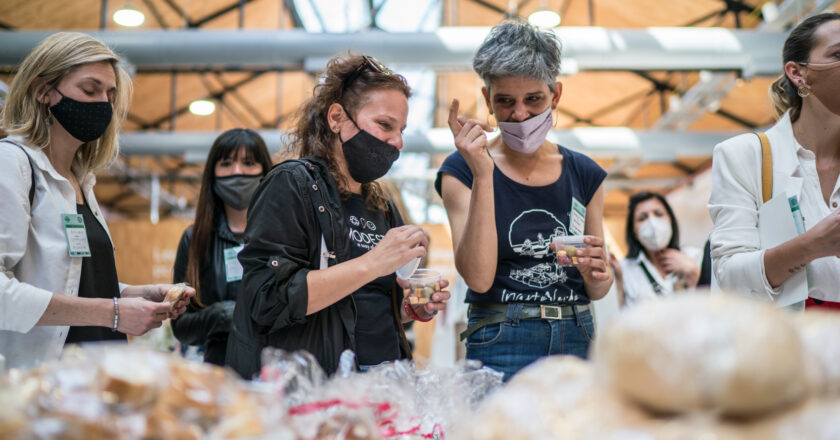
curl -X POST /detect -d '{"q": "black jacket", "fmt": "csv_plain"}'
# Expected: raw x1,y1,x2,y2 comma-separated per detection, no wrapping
171,216,243,366
226,157,410,379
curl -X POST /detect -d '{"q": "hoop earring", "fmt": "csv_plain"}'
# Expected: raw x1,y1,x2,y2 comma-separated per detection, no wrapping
797,84,812,98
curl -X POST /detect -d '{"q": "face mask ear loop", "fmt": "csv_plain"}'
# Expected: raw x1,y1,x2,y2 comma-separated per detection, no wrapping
341,105,362,130
52,86,66,99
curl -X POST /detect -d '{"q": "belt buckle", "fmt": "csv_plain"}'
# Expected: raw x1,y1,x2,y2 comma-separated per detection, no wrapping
540,305,562,320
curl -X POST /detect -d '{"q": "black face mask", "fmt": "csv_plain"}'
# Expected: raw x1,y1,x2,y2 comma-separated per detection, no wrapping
339,111,399,184
213,174,262,211
49,88,113,143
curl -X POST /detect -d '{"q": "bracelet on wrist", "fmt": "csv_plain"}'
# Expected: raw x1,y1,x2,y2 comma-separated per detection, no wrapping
403,298,435,322
112,297,119,332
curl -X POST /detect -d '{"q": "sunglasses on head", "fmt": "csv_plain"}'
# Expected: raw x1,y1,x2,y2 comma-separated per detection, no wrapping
341,55,391,91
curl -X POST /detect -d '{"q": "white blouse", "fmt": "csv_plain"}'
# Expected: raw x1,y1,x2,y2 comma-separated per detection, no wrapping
0,136,114,369
790,140,840,302
620,246,703,307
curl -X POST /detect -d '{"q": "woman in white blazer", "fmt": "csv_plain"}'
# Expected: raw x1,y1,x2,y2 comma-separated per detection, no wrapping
709,13,840,309
0,32,194,369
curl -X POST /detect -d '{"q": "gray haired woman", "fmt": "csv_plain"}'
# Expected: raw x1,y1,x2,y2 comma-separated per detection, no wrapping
435,19,612,381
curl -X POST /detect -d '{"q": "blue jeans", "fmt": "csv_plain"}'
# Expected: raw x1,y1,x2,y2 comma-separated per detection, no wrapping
465,304,595,381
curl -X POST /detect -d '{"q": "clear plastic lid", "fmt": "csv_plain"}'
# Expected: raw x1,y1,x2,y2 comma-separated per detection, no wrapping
395,257,421,279
551,235,591,248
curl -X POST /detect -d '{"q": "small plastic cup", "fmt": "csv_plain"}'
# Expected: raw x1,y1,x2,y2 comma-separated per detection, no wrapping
405,268,441,305
551,235,591,267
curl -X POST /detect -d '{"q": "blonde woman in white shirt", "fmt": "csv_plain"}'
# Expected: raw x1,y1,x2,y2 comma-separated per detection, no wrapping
0,32,194,369
614,191,701,307
710,13,840,309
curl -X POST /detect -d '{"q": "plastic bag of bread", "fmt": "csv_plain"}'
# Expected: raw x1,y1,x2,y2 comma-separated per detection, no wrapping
260,347,327,407
1,358,121,440
593,293,811,417
0,344,277,440
0,383,30,440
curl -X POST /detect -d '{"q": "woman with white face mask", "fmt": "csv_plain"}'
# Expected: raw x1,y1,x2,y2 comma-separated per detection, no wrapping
614,192,702,307
435,20,611,381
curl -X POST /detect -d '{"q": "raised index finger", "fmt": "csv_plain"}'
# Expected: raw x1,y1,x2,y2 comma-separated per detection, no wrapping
447,99,463,135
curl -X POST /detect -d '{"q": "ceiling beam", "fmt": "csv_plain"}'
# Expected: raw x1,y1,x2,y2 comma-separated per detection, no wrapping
140,71,266,129
651,0,837,131
0,27,788,75
282,0,306,28
192,0,259,28
117,128,735,159
141,0,169,29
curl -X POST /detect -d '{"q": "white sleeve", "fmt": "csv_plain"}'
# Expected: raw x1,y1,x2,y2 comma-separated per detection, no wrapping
708,136,780,300
0,146,54,332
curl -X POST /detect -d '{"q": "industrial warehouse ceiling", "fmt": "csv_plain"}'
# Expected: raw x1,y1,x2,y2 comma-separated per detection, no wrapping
1,0,838,222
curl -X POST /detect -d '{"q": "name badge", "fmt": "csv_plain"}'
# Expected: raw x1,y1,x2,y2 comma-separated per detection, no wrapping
224,245,245,282
62,213,91,257
570,197,586,236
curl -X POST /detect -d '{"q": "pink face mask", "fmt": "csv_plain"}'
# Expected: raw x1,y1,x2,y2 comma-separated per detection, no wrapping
498,106,553,154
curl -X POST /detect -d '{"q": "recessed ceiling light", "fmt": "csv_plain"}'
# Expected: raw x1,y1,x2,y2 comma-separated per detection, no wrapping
113,8,145,27
189,99,216,116
528,9,561,28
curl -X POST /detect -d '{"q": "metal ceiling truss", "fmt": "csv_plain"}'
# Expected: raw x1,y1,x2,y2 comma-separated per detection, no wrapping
136,70,268,130
117,128,734,159
0,28,789,75
156,0,259,29
140,0,170,29
652,0,837,131
107,158,189,221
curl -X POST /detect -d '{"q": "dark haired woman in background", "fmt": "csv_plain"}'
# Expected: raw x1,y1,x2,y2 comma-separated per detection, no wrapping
615,191,701,307
710,13,840,309
226,55,450,379
172,128,272,366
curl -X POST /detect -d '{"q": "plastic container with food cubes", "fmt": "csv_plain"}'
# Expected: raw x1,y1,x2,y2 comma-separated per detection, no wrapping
551,235,591,266
406,269,441,305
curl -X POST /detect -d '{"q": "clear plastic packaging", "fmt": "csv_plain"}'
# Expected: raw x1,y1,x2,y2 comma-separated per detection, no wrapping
1,343,278,440
405,269,441,305
266,348,503,440
395,257,421,280
551,235,590,266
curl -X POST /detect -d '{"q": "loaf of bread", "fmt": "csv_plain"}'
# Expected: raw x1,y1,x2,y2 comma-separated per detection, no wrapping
593,294,811,417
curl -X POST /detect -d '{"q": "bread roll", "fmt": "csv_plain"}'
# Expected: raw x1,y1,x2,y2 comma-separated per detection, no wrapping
594,294,809,417
100,349,164,408
793,310,840,396
165,283,187,309
459,356,714,440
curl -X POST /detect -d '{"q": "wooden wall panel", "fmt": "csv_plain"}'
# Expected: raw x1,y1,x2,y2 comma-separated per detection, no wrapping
109,218,192,285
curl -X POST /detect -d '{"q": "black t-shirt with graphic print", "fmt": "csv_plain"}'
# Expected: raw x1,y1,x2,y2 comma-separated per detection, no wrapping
435,145,607,306
341,193,402,366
